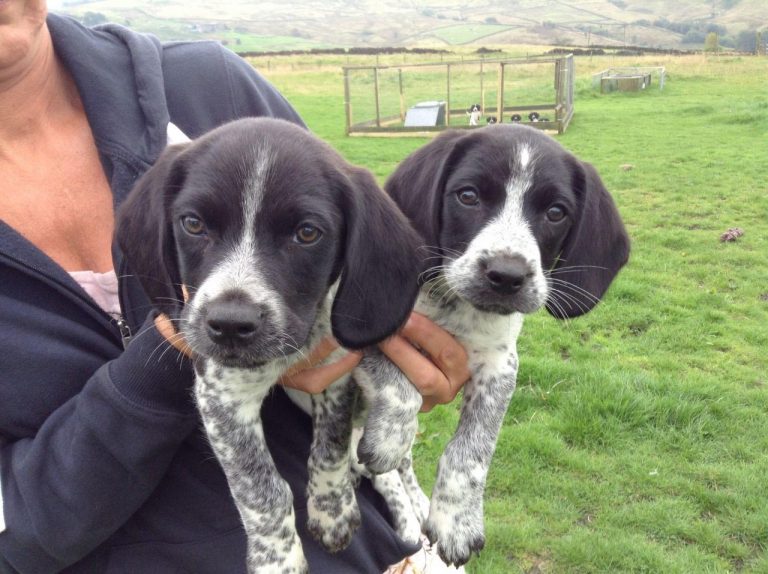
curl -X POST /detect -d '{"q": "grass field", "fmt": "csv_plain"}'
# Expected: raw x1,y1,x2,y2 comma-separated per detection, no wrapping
255,51,768,573
429,24,515,45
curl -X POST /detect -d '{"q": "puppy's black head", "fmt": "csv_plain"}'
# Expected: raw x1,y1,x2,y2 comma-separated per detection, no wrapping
385,124,629,318
117,118,421,367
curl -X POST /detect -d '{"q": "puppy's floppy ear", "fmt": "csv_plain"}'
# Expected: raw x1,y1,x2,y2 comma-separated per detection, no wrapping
384,130,470,261
331,167,423,350
116,144,190,318
548,160,630,319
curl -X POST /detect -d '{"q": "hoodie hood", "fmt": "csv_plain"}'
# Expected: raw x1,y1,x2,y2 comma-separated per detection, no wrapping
47,13,170,172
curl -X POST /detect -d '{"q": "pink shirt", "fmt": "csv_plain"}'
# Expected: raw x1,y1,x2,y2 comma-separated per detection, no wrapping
69,269,121,316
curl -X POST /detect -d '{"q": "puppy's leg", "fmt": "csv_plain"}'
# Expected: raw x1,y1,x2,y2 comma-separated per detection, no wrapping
396,451,430,528
196,365,307,574
425,357,518,567
350,428,422,545
306,376,361,552
355,351,423,474
371,469,423,545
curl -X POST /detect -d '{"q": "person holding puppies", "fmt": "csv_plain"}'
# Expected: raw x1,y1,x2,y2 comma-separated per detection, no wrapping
0,3,468,572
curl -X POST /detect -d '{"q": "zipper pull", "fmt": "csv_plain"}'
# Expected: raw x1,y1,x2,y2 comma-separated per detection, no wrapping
115,315,133,349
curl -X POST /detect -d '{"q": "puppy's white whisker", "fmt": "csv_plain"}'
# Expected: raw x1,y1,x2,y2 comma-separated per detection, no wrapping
549,288,591,315
547,279,601,305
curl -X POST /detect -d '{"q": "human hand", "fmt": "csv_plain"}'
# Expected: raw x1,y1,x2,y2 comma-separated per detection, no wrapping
378,312,471,412
278,337,363,394
154,313,194,357
154,286,195,358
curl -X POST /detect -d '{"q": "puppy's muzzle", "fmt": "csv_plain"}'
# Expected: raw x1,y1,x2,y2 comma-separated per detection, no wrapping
204,297,271,349
481,254,533,295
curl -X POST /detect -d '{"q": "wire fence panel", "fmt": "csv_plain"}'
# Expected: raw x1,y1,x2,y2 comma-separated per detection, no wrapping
345,55,574,135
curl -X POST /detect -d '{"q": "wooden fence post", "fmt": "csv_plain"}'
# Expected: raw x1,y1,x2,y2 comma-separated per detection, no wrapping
480,59,485,114
446,63,451,126
343,67,352,135
374,67,381,128
398,69,405,121
497,62,505,122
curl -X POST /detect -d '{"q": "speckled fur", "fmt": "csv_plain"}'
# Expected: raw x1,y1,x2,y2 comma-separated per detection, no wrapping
418,294,522,566
192,297,361,573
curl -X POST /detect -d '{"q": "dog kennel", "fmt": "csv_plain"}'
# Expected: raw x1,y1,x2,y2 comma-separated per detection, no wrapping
343,54,574,136
592,67,666,93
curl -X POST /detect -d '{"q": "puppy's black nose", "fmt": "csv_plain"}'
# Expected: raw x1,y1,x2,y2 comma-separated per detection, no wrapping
484,255,532,294
205,300,266,347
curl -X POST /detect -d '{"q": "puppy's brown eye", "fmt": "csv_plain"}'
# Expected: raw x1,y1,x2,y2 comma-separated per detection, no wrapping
457,188,480,206
294,224,322,245
181,215,207,236
546,205,566,222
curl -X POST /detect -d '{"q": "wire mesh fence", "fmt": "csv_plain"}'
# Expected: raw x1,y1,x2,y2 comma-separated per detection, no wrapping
344,54,574,135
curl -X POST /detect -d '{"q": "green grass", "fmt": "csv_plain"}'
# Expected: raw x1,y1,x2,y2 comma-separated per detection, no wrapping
218,32,328,52
259,52,768,573
429,24,514,45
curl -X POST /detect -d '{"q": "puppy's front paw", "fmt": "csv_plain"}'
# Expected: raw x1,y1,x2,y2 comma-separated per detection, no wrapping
357,427,413,475
425,499,485,567
357,398,421,474
306,479,361,553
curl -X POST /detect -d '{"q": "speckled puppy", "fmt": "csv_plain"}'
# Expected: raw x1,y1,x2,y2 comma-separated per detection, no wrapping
117,118,421,573
358,124,630,566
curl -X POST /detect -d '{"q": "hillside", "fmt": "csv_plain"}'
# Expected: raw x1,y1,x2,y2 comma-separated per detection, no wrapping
54,0,768,52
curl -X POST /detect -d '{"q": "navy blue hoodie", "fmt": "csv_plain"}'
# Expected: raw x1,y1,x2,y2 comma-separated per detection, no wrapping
0,14,416,573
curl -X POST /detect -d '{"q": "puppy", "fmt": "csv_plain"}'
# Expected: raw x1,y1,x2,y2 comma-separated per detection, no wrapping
467,104,482,126
356,123,630,566
116,118,422,573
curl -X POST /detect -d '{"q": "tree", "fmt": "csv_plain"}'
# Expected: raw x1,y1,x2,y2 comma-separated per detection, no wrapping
704,32,719,52
734,29,757,52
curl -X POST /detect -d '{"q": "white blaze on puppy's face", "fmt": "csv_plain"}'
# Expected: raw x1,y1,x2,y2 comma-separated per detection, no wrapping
186,147,286,337
444,143,549,313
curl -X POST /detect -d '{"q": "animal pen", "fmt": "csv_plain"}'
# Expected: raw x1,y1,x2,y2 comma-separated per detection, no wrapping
343,54,574,136
592,67,666,93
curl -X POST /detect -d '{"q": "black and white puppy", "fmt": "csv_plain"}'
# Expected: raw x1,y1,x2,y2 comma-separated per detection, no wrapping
356,123,630,566
116,118,422,573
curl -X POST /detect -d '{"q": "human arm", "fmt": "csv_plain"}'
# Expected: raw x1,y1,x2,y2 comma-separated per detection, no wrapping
0,309,197,573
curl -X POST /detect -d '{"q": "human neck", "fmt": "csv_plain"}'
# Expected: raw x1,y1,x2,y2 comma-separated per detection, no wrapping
0,24,79,145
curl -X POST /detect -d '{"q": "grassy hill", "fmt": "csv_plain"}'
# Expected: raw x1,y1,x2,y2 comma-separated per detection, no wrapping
55,0,768,52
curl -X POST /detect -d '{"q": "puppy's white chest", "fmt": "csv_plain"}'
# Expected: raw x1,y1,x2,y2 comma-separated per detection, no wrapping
196,360,284,423
415,292,522,376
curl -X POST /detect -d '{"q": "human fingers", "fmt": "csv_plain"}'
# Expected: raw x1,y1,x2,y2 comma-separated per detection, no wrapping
379,334,454,412
282,336,340,375
154,313,194,358
400,312,471,393
278,336,361,393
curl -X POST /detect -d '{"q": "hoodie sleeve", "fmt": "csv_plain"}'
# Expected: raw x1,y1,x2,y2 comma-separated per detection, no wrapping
161,41,306,139
0,313,198,573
